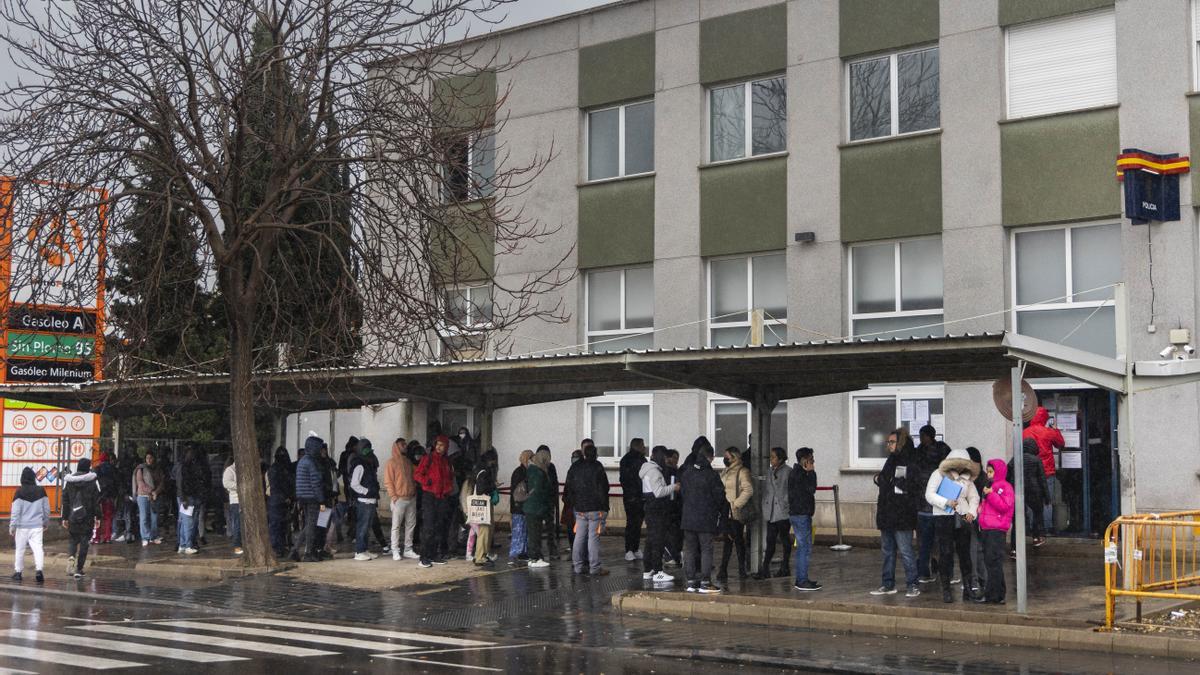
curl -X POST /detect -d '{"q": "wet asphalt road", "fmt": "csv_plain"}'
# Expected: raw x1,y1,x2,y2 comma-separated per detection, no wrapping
0,533,1190,673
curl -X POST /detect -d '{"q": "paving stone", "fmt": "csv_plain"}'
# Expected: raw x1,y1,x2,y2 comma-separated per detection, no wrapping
1112,632,1171,658
1057,629,1114,654
691,601,730,622
849,612,896,636
809,609,852,632
767,605,809,629
941,620,992,644
990,623,1057,649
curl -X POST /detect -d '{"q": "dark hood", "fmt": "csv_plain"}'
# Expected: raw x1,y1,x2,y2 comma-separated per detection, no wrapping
14,467,45,503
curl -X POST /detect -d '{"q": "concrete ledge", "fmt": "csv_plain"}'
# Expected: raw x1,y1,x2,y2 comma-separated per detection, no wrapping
613,591,1199,661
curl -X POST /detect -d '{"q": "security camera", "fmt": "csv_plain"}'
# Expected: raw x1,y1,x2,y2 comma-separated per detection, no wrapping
1160,345,1175,359
1186,344,1196,355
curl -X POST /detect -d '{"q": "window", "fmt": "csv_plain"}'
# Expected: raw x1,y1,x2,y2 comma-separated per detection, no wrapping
1194,1,1200,89
439,284,492,357
586,100,654,181
848,46,939,141
1006,10,1116,119
1012,223,1121,356
709,398,787,456
849,238,944,339
585,267,653,352
708,253,787,347
440,406,473,437
441,130,495,201
851,385,944,467
586,395,651,461
708,75,786,162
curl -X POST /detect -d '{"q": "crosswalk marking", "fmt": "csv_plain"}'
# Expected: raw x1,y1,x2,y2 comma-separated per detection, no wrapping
0,644,145,670
5,629,249,663
73,624,337,657
232,618,494,647
157,620,421,652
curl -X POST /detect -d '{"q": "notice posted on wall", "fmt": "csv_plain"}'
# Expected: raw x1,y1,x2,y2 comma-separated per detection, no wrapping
1061,450,1083,469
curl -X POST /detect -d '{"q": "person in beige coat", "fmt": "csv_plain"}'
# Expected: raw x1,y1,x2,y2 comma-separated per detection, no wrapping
718,447,754,582
383,438,419,561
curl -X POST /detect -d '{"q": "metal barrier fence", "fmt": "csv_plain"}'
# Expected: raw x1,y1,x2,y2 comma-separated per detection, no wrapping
1104,510,1200,629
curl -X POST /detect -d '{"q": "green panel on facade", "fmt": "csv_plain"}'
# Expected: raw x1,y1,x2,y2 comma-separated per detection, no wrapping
7,333,95,361
839,0,939,58
840,134,942,243
434,204,495,282
1189,96,1200,204
699,4,787,85
433,71,497,131
998,0,1114,26
700,157,787,257
578,177,655,269
1001,108,1120,226
578,33,655,109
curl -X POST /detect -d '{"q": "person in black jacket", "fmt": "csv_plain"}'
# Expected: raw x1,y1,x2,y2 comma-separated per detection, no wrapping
177,448,207,554
338,436,359,542
788,447,820,592
540,445,563,560
267,446,295,557
1009,438,1050,551
872,428,919,598
565,442,610,575
912,425,951,582
62,458,100,579
619,438,647,562
679,443,727,594
471,450,499,567
966,446,988,594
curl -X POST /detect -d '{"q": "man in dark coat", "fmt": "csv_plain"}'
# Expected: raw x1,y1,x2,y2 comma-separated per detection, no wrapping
873,429,919,597
912,425,950,582
565,443,610,575
62,459,100,578
1009,437,1050,549
679,443,728,594
292,436,327,562
267,446,295,556
619,438,647,562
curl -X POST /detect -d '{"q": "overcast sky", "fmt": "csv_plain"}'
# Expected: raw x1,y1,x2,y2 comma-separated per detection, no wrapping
0,0,616,86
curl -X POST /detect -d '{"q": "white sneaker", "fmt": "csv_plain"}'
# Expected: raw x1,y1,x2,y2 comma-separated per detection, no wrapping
652,571,674,584
354,552,372,561
625,551,636,562
642,571,654,580
142,540,149,548
465,554,474,562
634,551,643,560
403,549,419,560
528,559,550,569
369,552,379,560
184,548,198,555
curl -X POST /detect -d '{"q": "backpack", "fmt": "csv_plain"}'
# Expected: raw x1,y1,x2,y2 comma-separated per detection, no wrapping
67,482,94,527
512,480,529,503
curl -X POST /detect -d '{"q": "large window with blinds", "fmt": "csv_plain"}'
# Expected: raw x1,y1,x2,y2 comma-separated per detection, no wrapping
1005,9,1117,119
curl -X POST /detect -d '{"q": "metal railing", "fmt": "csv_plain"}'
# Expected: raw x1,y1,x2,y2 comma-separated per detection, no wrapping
1103,510,1200,629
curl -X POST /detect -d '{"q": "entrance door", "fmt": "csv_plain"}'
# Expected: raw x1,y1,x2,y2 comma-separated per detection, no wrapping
1031,386,1114,537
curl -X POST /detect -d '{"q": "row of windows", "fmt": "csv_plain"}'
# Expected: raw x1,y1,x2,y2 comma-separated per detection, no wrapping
576,221,1120,355
441,221,1123,357
577,9,1123,184
583,387,937,468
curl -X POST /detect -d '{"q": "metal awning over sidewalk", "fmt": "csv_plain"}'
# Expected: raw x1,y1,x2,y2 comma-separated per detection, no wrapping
0,332,1076,415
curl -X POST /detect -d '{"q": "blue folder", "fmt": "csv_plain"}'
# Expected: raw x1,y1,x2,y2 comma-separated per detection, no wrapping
936,476,962,514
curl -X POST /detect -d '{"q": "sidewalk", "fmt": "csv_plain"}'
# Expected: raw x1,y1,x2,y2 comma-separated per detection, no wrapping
612,544,1200,660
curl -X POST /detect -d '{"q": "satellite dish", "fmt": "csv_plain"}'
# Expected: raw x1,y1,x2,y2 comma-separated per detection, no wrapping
993,378,1038,422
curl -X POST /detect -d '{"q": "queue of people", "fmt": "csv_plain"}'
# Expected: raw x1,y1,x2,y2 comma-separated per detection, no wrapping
870,422,1028,605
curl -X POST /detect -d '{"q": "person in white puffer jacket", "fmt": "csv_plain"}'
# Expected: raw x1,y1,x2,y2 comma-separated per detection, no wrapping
9,467,49,583
222,458,241,556
924,447,980,604
638,446,680,585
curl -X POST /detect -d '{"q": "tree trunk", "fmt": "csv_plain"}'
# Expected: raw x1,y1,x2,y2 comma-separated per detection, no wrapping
229,306,273,568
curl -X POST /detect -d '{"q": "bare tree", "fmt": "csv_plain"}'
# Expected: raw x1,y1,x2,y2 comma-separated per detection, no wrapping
0,0,570,566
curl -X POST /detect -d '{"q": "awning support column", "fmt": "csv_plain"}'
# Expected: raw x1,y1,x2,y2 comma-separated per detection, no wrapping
749,389,778,569
1011,362,1028,614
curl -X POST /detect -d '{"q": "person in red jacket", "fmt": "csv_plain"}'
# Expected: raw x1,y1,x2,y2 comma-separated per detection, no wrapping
1022,407,1064,535
413,435,455,568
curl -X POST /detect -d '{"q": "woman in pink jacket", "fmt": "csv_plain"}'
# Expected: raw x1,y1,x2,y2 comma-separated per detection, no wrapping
977,458,1015,604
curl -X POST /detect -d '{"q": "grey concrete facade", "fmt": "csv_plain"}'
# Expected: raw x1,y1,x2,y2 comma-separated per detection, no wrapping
289,0,1200,529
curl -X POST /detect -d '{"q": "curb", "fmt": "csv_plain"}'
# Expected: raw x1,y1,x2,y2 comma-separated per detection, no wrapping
612,591,1200,661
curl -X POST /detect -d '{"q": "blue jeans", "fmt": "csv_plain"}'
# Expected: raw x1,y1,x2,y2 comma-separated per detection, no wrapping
228,504,242,548
137,496,157,541
1043,475,1057,533
509,514,527,558
880,529,918,590
789,515,813,584
355,501,376,553
917,512,937,578
177,500,195,549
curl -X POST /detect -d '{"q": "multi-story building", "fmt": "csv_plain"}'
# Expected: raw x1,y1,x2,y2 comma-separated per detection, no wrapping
288,0,1200,534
